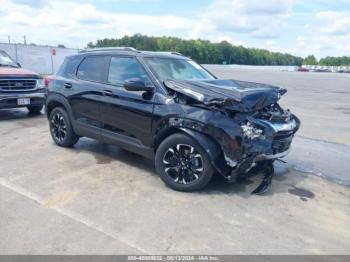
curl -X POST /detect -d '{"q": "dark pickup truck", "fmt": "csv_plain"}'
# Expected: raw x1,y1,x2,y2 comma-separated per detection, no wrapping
0,50,45,113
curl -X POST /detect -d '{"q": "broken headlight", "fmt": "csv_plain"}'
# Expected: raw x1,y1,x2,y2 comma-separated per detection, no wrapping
241,122,264,139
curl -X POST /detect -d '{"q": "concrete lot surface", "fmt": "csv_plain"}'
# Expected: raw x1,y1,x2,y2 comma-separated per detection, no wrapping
1,69,350,254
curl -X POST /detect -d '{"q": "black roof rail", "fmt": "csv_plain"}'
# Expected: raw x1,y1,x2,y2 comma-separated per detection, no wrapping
156,51,185,57
171,52,184,56
79,47,139,53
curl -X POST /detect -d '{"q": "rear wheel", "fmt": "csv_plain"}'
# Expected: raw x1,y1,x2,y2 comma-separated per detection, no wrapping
49,107,79,147
155,133,214,192
27,104,43,114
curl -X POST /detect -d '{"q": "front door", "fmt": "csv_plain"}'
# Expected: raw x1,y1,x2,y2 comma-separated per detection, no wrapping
100,56,155,152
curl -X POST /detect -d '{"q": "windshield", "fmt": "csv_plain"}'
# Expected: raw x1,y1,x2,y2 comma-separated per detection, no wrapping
0,51,18,68
143,57,215,83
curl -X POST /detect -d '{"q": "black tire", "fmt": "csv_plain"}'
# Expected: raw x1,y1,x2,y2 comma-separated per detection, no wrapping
27,104,43,114
49,107,79,147
155,133,214,192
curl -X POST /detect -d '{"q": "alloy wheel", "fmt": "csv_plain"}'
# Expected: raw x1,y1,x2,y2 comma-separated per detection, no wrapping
162,144,203,185
51,113,67,142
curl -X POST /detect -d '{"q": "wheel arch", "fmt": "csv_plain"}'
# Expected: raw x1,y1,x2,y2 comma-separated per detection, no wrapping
46,93,73,120
154,126,231,177
46,93,78,134
179,128,231,176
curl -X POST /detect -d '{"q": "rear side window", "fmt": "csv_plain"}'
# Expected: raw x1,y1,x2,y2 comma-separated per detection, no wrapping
108,57,150,85
57,56,82,76
77,56,106,82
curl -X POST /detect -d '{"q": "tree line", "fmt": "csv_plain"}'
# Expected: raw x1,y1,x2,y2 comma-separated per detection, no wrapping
303,55,350,66
87,34,348,66
87,34,303,66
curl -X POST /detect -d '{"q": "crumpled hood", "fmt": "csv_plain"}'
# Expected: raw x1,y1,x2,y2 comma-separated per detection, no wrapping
164,79,287,112
0,67,39,78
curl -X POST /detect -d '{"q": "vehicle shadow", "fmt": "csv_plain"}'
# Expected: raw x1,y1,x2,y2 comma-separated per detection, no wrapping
0,108,44,121
71,138,307,197
72,138,157,175
201,161,309,198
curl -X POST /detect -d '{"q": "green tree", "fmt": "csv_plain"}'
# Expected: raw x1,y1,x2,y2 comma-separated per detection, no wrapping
303,55,318,65
319,56,350,66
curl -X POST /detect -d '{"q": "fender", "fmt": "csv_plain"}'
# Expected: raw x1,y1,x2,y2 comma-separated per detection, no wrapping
45,93,77,132
179,128,231,177
153,116,239,177
46,93,73,117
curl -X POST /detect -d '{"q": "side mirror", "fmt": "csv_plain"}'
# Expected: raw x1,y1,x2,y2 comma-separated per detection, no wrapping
17,62,21,68
123,78,154,92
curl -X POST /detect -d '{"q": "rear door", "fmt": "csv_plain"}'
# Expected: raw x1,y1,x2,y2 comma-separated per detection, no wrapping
100,55,155,151
68,55,109,139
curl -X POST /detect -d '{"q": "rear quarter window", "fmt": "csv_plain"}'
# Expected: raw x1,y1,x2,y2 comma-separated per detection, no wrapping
76,56,106,82
57,55,82,76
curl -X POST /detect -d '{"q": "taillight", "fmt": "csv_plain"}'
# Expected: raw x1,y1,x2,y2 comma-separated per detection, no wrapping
44,76,53,87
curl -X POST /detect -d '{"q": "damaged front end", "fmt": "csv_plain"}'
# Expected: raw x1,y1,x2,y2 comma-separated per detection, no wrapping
233,103,300,194
160,79,300,194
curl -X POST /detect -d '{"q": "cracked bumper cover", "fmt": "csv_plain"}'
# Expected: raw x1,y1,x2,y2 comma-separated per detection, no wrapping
255,116,300,159
255,147,291,161
248,115,299,158
227,115,300,181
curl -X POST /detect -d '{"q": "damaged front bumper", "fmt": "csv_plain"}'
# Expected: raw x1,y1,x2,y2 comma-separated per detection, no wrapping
228,114,300,194
255,148,291,161
254,118,299,160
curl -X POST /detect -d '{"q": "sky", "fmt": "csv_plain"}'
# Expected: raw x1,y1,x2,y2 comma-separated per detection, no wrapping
0,0,349,58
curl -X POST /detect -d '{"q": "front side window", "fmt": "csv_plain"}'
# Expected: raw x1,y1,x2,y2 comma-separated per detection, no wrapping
108,57,150,85
77,56,106,82
143,57,215,83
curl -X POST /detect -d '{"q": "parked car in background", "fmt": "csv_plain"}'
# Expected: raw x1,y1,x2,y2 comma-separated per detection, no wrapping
45,48,300,193
298,67,309,72
0,50,45,113
336,66,350,73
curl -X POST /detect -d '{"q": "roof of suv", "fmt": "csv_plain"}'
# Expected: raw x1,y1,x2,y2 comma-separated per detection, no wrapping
78,47,188,59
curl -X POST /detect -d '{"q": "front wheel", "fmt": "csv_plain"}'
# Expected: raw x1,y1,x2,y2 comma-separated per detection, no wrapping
49,107,79,147
155,133,214,192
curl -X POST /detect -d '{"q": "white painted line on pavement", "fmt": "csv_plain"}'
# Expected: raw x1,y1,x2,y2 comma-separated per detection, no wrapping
0,177,148,254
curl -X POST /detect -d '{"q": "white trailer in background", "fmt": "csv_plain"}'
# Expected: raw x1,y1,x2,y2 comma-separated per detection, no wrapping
0,43,79,75
302,64,350,73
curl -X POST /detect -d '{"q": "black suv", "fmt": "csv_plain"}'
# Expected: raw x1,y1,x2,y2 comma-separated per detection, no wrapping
46,47,300,193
